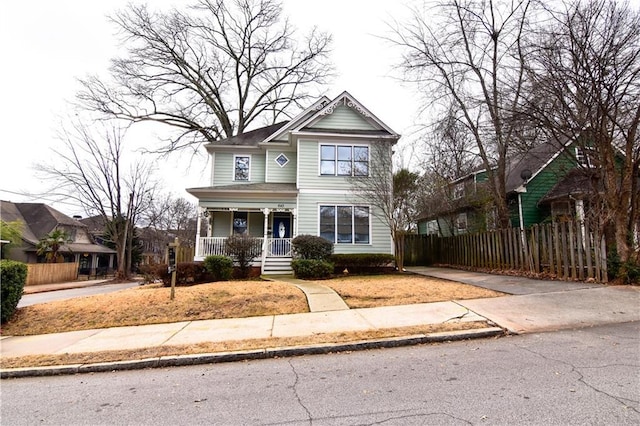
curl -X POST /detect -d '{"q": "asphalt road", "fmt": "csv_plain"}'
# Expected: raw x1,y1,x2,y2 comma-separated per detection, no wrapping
2,322,638,425
17,282,140,307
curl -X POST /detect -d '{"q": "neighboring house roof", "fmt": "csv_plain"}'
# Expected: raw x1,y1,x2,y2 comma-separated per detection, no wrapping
538,169,600,205
505,142,564,193
0,200,116,254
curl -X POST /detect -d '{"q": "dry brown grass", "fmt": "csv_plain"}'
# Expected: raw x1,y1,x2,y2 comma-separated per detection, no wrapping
3,281,307,336
2,274,504,338
0,321,491,369
321,274,504,308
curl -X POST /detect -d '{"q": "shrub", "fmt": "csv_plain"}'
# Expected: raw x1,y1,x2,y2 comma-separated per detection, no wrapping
330,253,396,274
292,235,333,260
140,262,214,287
1,260,27,323
203,255,233,281
225,234,260,278
291,259,334,279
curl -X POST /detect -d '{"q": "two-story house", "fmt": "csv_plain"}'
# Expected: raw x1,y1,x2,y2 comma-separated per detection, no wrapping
187,91,400,274
417,140,608,236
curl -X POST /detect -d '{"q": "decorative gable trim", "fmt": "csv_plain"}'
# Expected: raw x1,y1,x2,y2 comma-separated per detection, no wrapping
296,91,399,137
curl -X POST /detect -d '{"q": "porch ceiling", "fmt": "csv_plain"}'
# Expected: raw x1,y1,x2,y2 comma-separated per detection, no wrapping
186,182,298,200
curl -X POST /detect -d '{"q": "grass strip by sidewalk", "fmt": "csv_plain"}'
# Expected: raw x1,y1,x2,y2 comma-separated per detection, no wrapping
0,321,492,369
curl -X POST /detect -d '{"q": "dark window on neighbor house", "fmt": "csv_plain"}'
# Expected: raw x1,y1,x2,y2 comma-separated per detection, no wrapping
319,205,370,244
234,155,250,181
456,212,468,234
320,144,369,176
233,211,248,234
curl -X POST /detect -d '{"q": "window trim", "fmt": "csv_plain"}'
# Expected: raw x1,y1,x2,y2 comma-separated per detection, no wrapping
233,154,252,181
575,147,595,168
455,212,468,234
318,204,371,245
319,143,370,177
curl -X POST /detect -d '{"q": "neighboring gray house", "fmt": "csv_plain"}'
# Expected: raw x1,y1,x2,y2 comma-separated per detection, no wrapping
187,91,400,273
0,201,116,275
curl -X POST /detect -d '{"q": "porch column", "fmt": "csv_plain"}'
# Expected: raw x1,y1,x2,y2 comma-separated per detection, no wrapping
291,208,297,237
261,208,270,260
195,207,204,258
91,254,98,275
261,208,270,239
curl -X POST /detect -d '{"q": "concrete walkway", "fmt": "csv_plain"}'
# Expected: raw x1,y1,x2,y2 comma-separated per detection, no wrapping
2,267,638,377
263,275,349,312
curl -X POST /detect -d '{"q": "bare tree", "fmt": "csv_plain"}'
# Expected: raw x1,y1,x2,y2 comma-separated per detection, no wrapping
143,194,197,248
390,0,534,228
37,122,157,280
350,142,418,271
77,0,332,155
523,0,640,273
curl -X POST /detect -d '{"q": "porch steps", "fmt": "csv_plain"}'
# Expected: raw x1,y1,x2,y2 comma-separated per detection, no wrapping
262,256,293,275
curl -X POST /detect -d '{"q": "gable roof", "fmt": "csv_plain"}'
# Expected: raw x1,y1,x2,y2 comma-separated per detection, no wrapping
204,122,288,148
0,201,115,254
506,142,564,192
292,91,399,138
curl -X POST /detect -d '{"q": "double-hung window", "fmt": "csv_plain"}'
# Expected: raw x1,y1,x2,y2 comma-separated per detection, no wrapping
320,144,369,176
319,205,370,244
234,155,251,181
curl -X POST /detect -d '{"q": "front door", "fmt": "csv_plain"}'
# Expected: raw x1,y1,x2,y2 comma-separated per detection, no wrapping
272,214,291,256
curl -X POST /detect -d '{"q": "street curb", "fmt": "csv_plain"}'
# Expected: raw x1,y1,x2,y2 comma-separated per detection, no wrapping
1,327,505,379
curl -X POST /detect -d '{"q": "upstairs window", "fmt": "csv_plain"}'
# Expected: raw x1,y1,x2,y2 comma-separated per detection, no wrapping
453,182,465,199
234,155,250,181
320,144,369,176
575,147,596,168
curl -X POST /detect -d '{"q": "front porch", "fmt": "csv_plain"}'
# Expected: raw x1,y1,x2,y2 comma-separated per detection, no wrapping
194,207,297,274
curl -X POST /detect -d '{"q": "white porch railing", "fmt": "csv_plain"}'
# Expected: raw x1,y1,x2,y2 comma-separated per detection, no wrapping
266,238,293,257
197,237,264,258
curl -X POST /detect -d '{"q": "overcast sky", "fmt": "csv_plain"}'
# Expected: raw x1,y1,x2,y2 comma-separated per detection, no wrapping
0,0,421,217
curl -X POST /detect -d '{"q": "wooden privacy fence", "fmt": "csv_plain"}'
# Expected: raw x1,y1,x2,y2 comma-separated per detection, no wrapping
405,220,608,282
26,262,79,286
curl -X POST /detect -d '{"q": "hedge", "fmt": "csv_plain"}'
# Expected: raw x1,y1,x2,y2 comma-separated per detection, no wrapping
330,253,396,274
203,255,233,281
1,259,27,323
291,259,334,279
292,235,333,260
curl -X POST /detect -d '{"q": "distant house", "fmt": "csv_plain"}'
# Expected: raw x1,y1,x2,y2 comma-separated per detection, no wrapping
418,141,608,236
0,201,116,275
186,91,400,274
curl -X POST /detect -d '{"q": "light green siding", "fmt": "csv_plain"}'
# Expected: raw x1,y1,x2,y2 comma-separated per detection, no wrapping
266,150,296,183
309,105,377,131
297,192,392,254
212,212,231,237
248,212,264,236
212,152,233,186
297,139,391,190
212,152,265,186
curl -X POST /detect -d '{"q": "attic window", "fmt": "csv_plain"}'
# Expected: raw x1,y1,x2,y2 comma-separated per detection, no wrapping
275,153,289,167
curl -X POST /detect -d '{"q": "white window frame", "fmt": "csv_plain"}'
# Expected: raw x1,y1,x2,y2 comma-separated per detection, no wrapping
233,154,251,181
319,143,370,177
453,182,465,200
455,212,468,234
318,204,371,244
575,147,595,168
274,153,289,168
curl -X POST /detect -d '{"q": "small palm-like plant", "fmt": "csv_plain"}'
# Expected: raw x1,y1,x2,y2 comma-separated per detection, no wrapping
36,229,71,263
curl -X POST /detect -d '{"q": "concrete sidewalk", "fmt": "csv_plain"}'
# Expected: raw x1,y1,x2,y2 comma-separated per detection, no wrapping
2,268,638,377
